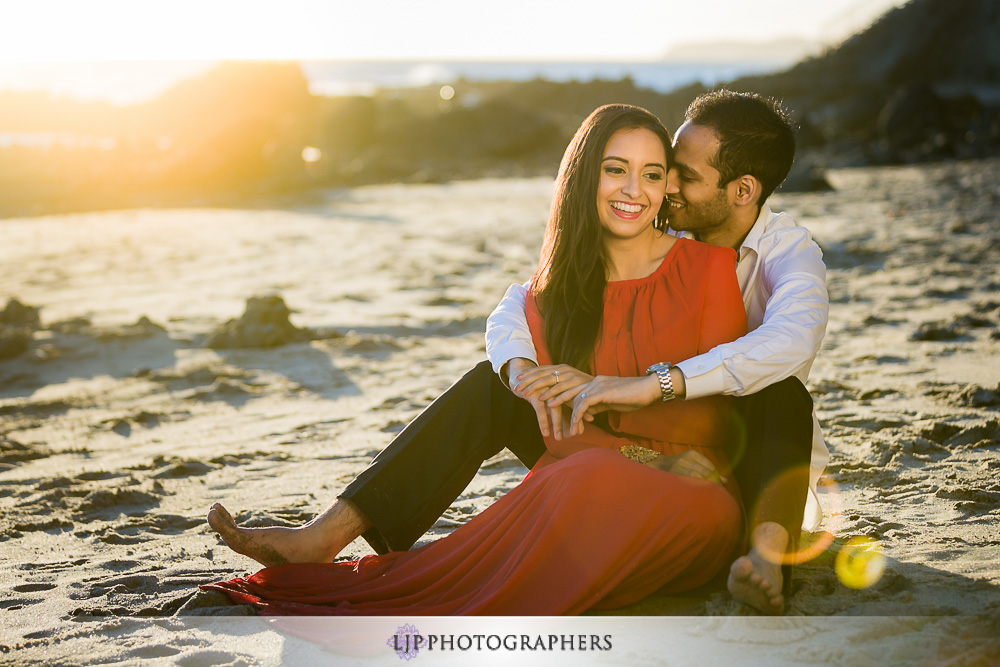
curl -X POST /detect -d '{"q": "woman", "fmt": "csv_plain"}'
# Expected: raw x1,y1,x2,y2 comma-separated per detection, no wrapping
202,104,747,615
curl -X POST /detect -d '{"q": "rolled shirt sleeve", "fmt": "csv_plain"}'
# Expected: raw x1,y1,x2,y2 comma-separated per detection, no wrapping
485,281,535,373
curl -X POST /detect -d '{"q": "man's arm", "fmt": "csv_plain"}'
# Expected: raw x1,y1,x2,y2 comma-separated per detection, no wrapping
485,281,559,436
676,228,828,399
485,281,536,377
565,228,828,429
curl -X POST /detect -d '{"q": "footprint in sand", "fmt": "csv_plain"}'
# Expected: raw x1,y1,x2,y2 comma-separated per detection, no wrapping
0,438,54,468
380,420,406,433
935,486,1000,514
129,646,182,660
77,489,162,520
943,419,1000,448
8,517,74,534
207,451,291,468
4,583,58,611
88,574,160,597
830,415,907,431
151,459,218,479
16,558,87,573
174,648,256,665
12,583,57,593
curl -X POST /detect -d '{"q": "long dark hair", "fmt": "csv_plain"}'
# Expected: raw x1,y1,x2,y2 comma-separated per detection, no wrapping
533,104,672,371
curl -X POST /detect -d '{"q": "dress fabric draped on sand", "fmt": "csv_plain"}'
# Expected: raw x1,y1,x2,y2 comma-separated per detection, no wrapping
202,239,748,615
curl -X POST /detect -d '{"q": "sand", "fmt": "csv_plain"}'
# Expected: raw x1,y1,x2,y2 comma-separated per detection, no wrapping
1,162,999,665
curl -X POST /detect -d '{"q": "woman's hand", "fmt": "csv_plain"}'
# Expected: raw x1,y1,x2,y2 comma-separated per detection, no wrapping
514,364,593,399
645,450,725,484
505,357,538,391
551,375,662,437
504,357,555,438
513,364,593,440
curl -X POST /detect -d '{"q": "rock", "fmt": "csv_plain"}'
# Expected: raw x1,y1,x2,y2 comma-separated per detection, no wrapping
779,158,833,193
953,314,994,329
94,316,168,341
0,325,32,360
910,321,966,342
49,316,93,334
205,296,311,349
1,299,41,330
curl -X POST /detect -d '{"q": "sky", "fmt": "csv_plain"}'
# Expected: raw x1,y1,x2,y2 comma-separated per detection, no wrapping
3,0,910,62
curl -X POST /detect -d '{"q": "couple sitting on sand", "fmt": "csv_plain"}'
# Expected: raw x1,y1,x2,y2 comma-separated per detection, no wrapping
204,90,830,616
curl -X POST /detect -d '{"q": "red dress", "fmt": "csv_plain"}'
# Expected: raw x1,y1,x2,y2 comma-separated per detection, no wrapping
203,238,748,615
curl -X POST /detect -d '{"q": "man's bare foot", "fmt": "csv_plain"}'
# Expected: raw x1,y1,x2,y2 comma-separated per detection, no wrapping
207,500,371,568
727,521,788,615
728,552,784,614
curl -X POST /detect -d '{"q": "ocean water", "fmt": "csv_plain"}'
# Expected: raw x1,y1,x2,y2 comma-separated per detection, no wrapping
0,59,785,106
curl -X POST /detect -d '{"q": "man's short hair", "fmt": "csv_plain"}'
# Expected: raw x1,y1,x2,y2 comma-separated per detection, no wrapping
685,90,796,203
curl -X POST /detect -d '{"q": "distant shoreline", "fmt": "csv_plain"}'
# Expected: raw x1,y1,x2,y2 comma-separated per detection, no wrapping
0,59,790,106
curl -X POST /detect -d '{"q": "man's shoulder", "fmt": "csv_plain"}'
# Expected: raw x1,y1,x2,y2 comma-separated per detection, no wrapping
757,209,822,257
752,208,827,285
762,208,809,236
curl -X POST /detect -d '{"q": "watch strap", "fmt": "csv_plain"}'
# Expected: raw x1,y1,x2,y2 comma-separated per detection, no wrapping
645,362,676,402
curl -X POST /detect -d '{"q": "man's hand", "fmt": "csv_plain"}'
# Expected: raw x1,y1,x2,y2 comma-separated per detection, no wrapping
555,375,662,437
646,450,725,484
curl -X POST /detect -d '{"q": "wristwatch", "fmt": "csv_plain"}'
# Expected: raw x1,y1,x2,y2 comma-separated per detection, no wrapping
645,361,676,402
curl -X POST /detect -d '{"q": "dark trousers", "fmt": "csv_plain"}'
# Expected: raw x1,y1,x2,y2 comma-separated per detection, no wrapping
341,361,545,554
342,361,814,561
728,376,814,543
729,376,815,590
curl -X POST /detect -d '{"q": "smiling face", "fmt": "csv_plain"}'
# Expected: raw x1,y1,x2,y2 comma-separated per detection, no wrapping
663,121,733,239
596,127,668,241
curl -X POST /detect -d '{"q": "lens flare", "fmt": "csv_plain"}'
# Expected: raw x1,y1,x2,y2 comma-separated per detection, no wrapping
835,536,886,589
749,471,844,566
301,146,322,163
724,410,748,471
439,85,455,101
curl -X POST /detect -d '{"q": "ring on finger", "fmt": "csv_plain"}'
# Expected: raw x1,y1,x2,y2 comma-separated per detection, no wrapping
553,370,560,383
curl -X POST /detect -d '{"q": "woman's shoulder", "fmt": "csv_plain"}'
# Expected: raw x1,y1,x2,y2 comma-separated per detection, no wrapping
674,238,738,267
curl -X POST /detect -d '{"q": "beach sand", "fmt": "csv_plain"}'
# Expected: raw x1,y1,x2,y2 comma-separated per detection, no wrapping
1,161,999,664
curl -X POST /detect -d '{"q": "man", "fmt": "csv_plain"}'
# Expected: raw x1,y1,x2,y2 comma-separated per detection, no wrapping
208,90,828,616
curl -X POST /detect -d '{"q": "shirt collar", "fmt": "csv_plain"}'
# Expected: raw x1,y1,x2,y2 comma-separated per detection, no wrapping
739,203,773,256
667,203,774,257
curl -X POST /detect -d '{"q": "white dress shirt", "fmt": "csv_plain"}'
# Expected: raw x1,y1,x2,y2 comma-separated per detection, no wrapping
485,204,830,530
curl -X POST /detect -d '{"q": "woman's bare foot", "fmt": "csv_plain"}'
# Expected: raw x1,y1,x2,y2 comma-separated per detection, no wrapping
727,521,788,615
207,500,370,568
